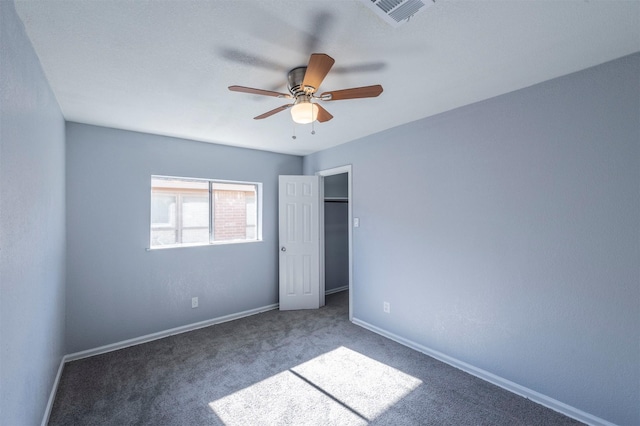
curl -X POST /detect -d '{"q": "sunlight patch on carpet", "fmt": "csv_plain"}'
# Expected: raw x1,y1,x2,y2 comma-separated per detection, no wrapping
292,346,422,420
209,370,365,425
209,346,421,424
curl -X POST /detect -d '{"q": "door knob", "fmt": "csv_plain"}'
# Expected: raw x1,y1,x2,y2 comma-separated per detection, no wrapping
281,247,286,252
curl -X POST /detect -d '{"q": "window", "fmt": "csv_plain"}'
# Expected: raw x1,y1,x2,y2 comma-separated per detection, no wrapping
150,176,261,248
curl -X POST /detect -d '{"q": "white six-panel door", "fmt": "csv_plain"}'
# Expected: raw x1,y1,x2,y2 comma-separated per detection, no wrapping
278,175,320,310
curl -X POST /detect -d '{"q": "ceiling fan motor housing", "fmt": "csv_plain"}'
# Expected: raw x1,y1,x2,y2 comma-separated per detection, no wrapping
288,67,312,97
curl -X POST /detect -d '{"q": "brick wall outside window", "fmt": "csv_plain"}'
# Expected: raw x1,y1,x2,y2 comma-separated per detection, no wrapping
214,190,253,240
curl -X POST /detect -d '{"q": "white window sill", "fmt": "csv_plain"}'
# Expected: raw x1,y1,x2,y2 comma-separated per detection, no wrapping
146,239,263,251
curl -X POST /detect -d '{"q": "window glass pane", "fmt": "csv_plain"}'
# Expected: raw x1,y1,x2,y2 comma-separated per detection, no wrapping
151,178,209,247
212,183,258,242
151,194,176,227
151,176,260,248
182,195,209,228
151,230,177,246
152,177,208,191
245,192,257,239
182,228,209,244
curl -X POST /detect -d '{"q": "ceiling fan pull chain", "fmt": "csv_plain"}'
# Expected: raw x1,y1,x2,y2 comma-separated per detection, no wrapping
311,120,316,135
292,123,297,140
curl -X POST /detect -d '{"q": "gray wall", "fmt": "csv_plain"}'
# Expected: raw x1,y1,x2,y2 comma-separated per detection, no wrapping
304,53,640,425
0,2,67,424
66,123,302,353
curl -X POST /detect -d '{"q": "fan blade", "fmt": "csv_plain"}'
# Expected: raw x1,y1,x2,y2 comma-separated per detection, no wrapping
321,84,383,101
302,53,335,92
316,104,333,123
254,104,291,120
229,85,292,99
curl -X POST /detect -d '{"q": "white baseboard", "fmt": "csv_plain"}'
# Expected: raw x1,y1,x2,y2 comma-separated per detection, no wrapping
45,305,612,426
351,317,616,426
43,303,279,424
66,303,278,362
41,355,67,426
325,285,348,295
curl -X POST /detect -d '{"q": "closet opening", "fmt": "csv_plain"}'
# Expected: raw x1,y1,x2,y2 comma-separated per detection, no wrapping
318,166,352,320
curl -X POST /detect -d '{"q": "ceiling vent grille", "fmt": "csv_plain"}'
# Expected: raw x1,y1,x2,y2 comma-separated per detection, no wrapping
361,0,434,27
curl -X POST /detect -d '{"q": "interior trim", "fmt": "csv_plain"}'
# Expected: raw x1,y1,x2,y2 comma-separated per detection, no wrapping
65,303,279,362
325,285,349,295
41,356,66,426
351,317,615,426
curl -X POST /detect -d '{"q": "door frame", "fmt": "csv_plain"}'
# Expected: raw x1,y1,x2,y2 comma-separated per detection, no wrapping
317,165,353,321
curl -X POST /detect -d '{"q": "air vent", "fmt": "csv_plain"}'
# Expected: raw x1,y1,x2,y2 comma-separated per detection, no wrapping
361,0,434,27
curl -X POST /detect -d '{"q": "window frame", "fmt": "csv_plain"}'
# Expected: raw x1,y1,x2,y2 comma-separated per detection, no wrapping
149,175,263,250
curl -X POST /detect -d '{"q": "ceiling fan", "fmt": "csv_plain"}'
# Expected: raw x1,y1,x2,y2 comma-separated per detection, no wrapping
228,53,383,124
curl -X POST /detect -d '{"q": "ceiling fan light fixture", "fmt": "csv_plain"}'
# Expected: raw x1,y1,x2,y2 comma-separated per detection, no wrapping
290,97,318,124
229,53,383,125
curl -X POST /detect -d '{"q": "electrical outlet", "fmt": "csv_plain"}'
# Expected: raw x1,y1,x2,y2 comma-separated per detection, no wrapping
191,297,198,309
354,217,360,228
383,301,390,313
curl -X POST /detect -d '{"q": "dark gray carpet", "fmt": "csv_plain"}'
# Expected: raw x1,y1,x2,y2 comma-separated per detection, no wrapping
49,291,582,425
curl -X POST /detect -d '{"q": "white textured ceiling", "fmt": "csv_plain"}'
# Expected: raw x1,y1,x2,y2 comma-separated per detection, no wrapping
15,0,640,155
